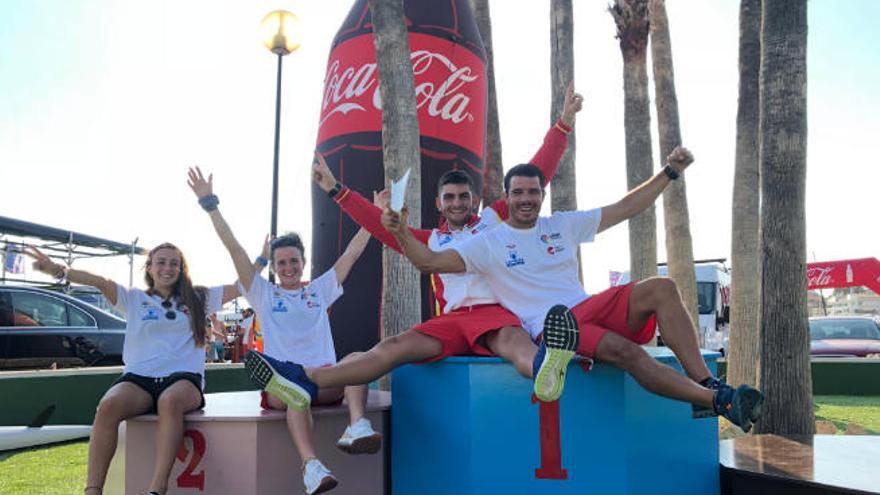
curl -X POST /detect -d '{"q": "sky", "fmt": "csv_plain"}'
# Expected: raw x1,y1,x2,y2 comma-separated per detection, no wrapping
1,0,878,297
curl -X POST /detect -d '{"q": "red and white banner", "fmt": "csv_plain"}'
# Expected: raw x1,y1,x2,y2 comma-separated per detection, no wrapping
806,257,880,294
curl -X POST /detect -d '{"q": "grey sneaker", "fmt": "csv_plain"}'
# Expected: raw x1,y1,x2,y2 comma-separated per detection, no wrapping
336,417,382,455
303,459,337,495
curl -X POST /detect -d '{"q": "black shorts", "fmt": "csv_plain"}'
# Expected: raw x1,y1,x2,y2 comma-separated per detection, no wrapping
113,371,205,413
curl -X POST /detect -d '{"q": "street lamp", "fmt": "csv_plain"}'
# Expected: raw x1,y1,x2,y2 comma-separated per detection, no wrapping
260,10,301,282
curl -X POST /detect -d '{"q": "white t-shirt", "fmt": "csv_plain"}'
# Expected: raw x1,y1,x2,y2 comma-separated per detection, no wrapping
240,269,342,367
453,209,602,338
427,206,504,313
114,285,223,380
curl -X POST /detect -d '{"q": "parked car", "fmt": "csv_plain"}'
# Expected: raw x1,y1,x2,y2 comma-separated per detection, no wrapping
809,316,880,358
0,285,125,370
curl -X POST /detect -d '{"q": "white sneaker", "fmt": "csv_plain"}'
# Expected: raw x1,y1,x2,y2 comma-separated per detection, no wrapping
303,459,337,495
336,417,382,454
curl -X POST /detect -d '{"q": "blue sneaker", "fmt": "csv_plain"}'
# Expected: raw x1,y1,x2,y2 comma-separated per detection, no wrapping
244,350,317,411
692,376,723,419
533,305,579,402
532,339,546,379
713,383,764,433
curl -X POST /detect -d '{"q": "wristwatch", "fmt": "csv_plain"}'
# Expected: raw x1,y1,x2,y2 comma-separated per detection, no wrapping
663,164,680,181
328,182,343,198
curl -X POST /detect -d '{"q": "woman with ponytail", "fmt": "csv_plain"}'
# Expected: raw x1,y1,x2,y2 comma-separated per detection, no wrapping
25,244,240,495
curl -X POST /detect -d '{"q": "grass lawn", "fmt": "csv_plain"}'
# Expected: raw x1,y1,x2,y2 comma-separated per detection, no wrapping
814,395,880,433
0,440,87,494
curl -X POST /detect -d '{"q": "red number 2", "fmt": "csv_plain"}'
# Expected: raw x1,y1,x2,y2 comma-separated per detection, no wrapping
176,429,206,490
532,394,567,479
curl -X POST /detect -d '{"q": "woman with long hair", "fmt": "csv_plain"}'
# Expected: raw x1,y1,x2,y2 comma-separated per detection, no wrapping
25,243,239,495
188,166,380,495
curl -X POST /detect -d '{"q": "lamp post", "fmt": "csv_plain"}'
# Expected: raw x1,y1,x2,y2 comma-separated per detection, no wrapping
260,10,301,282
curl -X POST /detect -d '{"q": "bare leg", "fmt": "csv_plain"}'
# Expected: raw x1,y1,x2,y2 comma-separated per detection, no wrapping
628,277,713,382
86,383,154,491
308,330,443,388
594,332,714,407
266,387,344,463
337,353,368,424
147,380,203,494
483,326,539,378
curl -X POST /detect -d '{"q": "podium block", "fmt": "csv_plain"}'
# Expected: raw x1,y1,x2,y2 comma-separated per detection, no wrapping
107,390,389,495
391,348,719,495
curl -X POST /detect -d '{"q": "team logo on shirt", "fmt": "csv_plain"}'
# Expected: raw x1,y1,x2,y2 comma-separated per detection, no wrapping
540,233,565,255
140,304,160,321
272,298,289,313
437,234,454,246
301,291,321,309
505,250,525,267
470,223,488,235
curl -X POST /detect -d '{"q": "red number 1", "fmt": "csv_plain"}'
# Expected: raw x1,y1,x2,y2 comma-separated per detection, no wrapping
176,429,206,490
532,393,567,479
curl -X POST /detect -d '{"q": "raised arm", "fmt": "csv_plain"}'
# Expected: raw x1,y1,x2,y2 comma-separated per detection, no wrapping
23,246,119,304
313,153,432,250
332,228,372,284
598,147,694,233
488,82,582,218
382,207,466,274
188,166,258,292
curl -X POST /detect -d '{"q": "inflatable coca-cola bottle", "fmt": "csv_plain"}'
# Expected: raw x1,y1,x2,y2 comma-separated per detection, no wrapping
314,0,487,358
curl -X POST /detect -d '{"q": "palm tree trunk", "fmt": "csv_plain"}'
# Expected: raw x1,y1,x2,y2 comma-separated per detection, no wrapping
610,0,657,283
648,0,699,333
755,0,813,435
727,0,762,391
550,0,581,280
368,0,423,349
470,0,503,208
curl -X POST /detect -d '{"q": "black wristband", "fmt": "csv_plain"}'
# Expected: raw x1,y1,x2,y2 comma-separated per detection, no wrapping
327,182,343,198
663,165,680,181
199,194,220,212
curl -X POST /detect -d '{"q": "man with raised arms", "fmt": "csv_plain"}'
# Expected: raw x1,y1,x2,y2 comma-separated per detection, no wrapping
243,85,583,403
381,148,764,432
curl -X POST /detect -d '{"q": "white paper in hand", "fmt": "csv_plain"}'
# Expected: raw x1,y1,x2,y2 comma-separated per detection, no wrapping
390,168,411,213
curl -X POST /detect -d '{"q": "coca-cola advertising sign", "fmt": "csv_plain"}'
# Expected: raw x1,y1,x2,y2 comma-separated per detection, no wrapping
807,266,835,288
318,33,486,158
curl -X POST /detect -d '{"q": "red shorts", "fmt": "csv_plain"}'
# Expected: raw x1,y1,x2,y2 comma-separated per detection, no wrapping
570,282,657,358
411,304,523,362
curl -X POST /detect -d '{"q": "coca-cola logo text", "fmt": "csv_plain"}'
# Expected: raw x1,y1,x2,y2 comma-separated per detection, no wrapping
807,266,834,287
321,50,479,128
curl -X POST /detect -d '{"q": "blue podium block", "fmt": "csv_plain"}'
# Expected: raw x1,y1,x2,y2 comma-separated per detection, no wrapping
391,348,720,495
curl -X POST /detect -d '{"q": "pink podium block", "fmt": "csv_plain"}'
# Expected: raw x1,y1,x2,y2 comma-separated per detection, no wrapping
106,390,389,495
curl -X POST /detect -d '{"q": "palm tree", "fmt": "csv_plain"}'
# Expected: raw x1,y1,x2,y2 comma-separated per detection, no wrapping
550,0,577,214
550,0,581,279
648,0,699,331
368,0,423,344
610,0,657,283
755,0,813,434
470,0,503,208
727,0,762,391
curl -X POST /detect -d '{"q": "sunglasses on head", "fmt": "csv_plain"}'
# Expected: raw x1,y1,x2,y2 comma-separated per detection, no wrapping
160,299,183,321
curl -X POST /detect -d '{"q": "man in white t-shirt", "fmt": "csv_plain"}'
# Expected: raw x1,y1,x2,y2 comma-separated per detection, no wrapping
381,148,765,433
